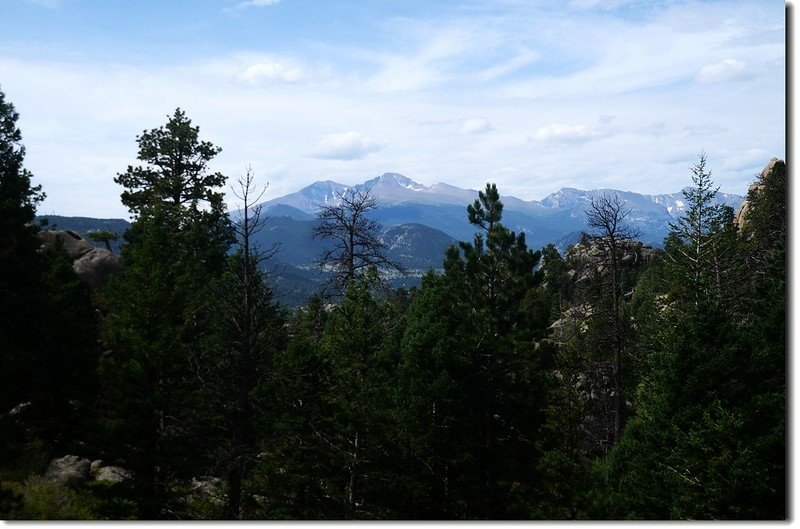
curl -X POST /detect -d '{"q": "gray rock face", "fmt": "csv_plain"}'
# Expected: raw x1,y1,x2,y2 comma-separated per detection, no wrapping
38,230,122,291
44,455,91,486
734,157,780,229
94,465,133,483
90,459,104,474
38,230,93,260
73,248,122,291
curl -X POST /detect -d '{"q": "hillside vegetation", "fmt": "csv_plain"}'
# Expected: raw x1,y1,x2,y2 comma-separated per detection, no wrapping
1,100,785,520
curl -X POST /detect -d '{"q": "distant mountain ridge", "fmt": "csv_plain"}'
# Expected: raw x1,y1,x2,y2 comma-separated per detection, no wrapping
257,172,744,250
261,172,742,217
41,173,745,305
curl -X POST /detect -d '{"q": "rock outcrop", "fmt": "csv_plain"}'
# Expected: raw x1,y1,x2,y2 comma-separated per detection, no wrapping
38,230,121,291
44,456,132,486
73,248,122,291
38,230,93,260
734,157,781,229
564,238,656,286
44,455,91,486
90,460,133,483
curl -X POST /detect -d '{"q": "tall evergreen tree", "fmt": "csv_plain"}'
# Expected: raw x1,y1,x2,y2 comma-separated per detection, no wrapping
251,274,399,519
664,153,735,302
315,275,398,518
394,272,483,518
593,158,785,520
102,109,232,518
0,86,46,415
1,88,99,500
395,183,548,518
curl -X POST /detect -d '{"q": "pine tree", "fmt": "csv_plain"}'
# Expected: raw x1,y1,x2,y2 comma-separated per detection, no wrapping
393,183,548,518
314,274,395,518
594,158,786,520
665,153,735,302
0,86,46,415
102,109,232,518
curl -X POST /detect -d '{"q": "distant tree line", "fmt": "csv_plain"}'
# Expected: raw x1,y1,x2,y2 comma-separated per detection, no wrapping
0,87,785,520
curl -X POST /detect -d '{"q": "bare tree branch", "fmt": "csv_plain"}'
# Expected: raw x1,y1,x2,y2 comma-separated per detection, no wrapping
311,187,405,292
583,192,639,446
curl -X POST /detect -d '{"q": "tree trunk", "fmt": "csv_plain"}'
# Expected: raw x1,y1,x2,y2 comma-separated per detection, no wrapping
348,430,359,517
226,464,242,520
611,243,624,444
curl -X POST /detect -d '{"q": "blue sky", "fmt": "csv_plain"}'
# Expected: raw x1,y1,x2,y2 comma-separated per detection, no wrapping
0,0,786,218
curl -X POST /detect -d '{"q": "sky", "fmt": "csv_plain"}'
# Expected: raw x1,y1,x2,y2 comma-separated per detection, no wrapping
0,0,786,218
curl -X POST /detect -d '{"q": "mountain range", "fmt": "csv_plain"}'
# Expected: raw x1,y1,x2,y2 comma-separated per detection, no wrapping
40,173,744,305
253,172,743,250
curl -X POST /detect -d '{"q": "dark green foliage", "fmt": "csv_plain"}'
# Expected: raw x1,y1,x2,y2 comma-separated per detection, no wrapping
251,323,332,518
664,153,736,302
0,89,99,481
0,86,44,239
114,108,226,219
0,86,46,415
0,477,95,520
86,230,118,252
533,340,592,519
593,157,785,520
594,300,783,519
198,250,286,519
391,184,550,518
394,272,481,518
101,109,232,518
252,274,399,519
1,87,783,520
314,276,399,518
28,242,98,453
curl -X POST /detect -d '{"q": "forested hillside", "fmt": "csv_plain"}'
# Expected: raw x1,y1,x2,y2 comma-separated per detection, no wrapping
0,94,785,520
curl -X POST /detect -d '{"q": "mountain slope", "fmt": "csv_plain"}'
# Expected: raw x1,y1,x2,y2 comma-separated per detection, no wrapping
44,173,746,305
256,172,744,248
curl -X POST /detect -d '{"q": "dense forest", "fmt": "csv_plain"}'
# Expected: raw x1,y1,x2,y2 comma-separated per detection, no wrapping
0,89,786,520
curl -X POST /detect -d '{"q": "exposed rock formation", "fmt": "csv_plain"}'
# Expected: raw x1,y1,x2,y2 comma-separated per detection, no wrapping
45,456,132,486
564,238,657,286
44,455,91,486
73,248,122,291
38,229,121,291
38,230,93,260
90,460,133,483
734,157,781,229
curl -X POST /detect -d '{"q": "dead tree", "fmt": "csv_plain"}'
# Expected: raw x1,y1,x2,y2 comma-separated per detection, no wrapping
217,166,281,519
584,192,639,445
311,187,404,292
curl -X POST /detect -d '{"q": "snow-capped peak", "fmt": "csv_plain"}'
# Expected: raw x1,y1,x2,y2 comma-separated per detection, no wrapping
364,173,427,192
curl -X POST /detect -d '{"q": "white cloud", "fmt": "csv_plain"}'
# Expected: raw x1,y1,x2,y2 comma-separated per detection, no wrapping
361,26,486,93
475,49,540,82
0,0,784,217
310,132,385,160
695,58,750,84
459,117,493,135
721,149,772,171
529,124,615,144
235,0,280,9
236,62,306,84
